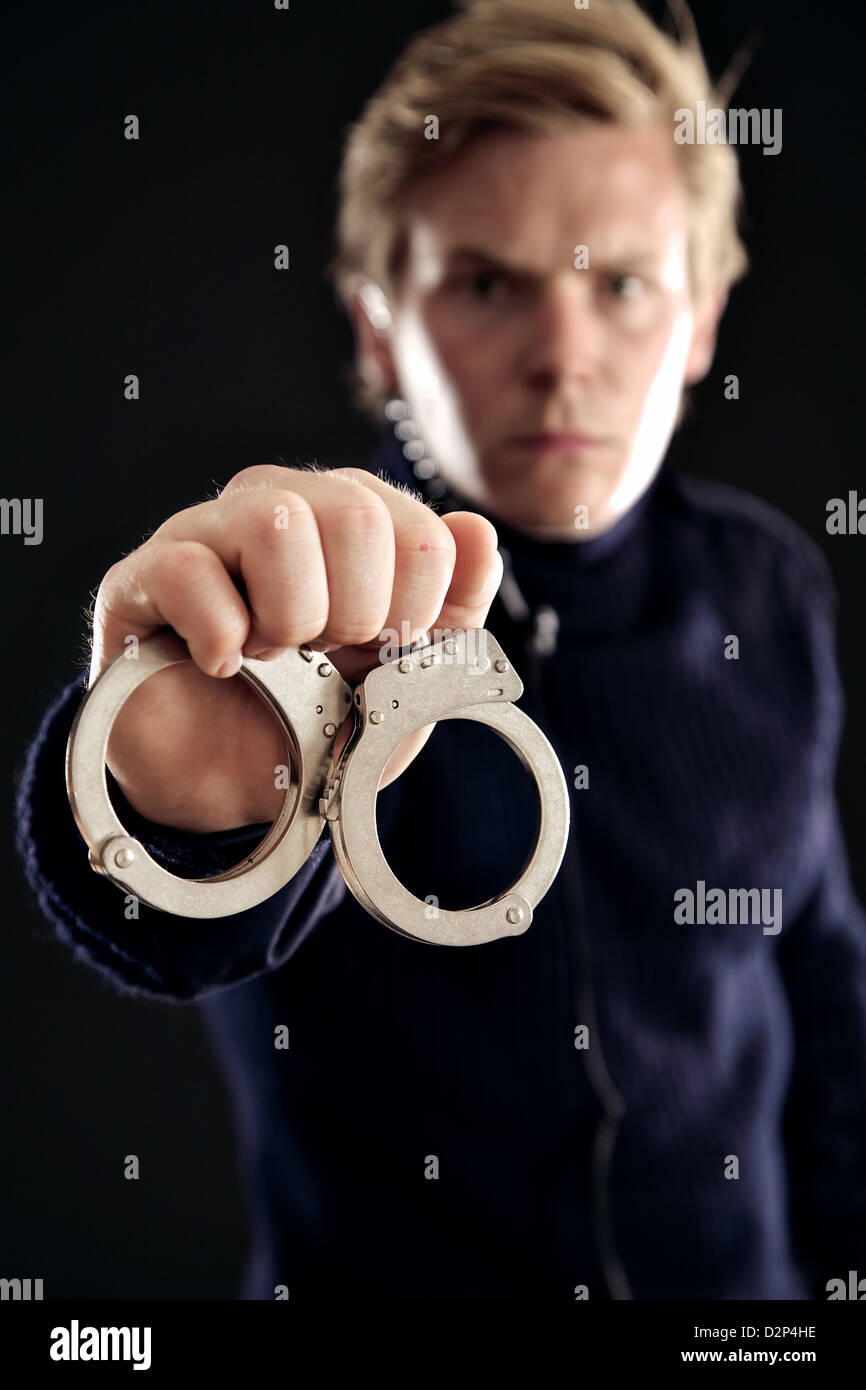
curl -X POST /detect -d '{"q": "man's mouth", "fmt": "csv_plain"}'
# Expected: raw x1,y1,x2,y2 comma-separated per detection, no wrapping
508,431,609,452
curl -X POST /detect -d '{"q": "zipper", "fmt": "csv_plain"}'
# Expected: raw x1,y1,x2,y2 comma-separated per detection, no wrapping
556,785,633,1302
501,547,634,1302
414,467,634,1299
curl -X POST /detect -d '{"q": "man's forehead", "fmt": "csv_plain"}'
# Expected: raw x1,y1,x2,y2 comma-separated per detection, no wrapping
403,122,688,271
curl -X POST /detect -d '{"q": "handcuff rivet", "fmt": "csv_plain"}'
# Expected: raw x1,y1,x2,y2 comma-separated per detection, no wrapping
398,659,412,673
323,723,337,737
420,655,437,668
443,639,457,655
369,710,385,724
318,662,333,677
299,647,314,662
495,659,510,673
506,906,524,924
114,847,135,869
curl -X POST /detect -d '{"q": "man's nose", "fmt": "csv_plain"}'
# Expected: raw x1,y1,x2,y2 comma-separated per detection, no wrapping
522,274,600,391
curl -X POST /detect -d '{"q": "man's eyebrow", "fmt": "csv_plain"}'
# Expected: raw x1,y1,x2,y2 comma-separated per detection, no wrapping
443,245,531,273
442,244,666,271
597,249,667,268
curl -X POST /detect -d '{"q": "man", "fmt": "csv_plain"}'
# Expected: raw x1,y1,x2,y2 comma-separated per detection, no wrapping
16,0,866,1300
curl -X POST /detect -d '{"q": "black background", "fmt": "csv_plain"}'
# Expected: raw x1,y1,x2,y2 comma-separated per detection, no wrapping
3,0,864,1298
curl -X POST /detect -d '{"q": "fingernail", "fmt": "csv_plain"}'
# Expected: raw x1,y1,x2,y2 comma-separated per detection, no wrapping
484,552,504,592
246,647,285,661
216,652,243,678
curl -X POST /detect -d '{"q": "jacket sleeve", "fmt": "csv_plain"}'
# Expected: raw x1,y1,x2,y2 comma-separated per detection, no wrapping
14,672,349,1005
775,541,866,1297
778,804,866,1296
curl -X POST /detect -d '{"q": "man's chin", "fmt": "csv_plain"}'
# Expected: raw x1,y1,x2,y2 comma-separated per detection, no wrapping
483,496,615,540
480,475,621,539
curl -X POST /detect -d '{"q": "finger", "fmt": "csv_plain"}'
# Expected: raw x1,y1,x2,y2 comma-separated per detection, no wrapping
223,464,459,657
217,466,397,650
326,467,458,651
433,510,502,632
90,541,250,684
157,487,332,656
375,512,500,788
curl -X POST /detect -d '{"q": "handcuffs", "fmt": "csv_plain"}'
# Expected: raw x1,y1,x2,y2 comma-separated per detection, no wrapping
65,628,570,946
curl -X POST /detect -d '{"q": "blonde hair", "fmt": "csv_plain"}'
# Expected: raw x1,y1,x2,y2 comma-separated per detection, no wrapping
328,0,750,420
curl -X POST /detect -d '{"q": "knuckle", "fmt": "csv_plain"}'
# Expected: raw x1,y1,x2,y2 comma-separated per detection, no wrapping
395,516,457,566
215,607,250,648
325,614,384,647
259,609,328,648
246,488,316,544
327,466,372,488
293,618,331,646
323,589,391,647
97,557,129,600
325,492,393,541
149,499,212,540
96,550,153,618
152,539,213,588
223,463,296,493
91,561,133,634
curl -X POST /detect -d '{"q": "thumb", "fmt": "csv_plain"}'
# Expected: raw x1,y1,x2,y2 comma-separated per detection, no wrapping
432,510,503,635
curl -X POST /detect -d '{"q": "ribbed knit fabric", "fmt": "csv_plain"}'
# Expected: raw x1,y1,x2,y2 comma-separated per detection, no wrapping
14,423,866,1301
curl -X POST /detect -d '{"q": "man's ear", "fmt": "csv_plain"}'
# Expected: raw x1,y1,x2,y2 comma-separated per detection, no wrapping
683,284,728,385
350,280,398,397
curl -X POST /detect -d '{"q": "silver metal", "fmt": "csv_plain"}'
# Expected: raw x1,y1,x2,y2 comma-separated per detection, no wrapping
65,628,571,944
323,629,569,946
65,631,349,919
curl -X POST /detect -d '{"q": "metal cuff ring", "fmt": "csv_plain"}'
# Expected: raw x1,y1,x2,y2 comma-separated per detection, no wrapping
323,628,571,946
65,630,351,919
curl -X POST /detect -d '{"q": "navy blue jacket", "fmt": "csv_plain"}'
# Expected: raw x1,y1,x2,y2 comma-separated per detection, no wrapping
15,424,866,1299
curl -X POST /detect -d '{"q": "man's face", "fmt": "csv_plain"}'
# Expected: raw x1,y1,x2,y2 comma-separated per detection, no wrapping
363,121,724,540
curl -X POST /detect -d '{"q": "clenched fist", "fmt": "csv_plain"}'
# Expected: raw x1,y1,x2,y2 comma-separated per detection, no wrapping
89,465,502,832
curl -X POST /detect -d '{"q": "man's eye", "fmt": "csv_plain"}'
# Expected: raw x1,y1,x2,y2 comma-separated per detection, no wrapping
465,270,509,299
607,274,645,299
